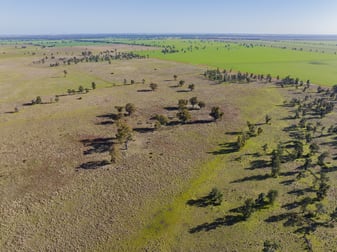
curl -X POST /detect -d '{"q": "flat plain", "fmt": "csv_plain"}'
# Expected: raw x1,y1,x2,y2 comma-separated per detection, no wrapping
1,38,337,251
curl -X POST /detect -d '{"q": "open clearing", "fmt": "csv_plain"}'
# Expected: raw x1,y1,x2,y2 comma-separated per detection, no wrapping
1,39,337,251
111,39,337,86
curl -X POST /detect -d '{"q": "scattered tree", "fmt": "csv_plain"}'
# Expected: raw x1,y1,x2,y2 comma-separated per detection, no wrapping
91,81,96,90
178,99,188,110
78,85,84,93
189,97,198,108
116,121,133,150
176,109,191,123
242,198,254,219
150,83,158,91
125,103,136,116
178,80,185,87
188,83,195,91
266,190,278,205
265,114,272,124
209,106,224,121
271,150,281,178
155,114,169,126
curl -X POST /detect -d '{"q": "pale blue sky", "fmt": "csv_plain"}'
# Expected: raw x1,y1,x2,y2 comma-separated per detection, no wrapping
1,0,336,35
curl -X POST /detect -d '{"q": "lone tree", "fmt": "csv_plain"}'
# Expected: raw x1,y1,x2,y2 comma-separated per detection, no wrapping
178,80,185,87
150,83,158,91
91,81,96,90
242,198,255,220
173,74,178,81
208,187,223,206
178,99,188,110
188,83,195,91
78,85,84,93
115,106,124,119
266,190,278,205
125,103,136,116
198,101,206,110
176,109,191,124
189,96,198,109
271,150,281,178
155,114,169,126
35,96,42,104
63,70,67,78
265,114,272,124
209,106,224,121
116,121,133,150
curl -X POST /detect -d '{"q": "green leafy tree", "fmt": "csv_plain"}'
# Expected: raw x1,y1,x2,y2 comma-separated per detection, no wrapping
266,190,278,205
178,99,188,110
35,96,42,104
91,81,96,90
176,109,191,123
209,187,223,206
209,106,224,121
309,143,320,155
189,97,198,108
116,121,133,150
317,152,329,166
242,198,254,219
293,141,304,159
178,80,185,87
188,83,195,91
263,240,280,252
271,150,281,178
155,114,169,126
78,85,84,93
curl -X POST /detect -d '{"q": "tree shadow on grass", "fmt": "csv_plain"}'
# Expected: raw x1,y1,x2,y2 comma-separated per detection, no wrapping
280,179,296,185
133,127,155,133
186,119,213,125
96,120,114,125
164,106,178,111
187,192,219,208
81,137,114,155
265,212,295,223
77,160,110,170
231,173,270,183
96,113,120,121
209,142,238,155
246,159,270,170
137,89,152,92
189,215,244,233
225,131,242,136
287,188,315,196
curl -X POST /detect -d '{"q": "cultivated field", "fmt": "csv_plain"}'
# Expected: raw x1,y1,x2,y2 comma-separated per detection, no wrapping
1,38,337,251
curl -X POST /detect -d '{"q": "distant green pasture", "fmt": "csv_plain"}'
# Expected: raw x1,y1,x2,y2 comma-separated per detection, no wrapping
128,39,337,86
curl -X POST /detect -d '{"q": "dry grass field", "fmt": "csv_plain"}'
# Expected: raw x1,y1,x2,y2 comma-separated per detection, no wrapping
1,42,337,251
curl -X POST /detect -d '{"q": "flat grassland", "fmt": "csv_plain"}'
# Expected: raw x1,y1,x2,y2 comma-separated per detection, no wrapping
1,40,337,252
112,39,337,86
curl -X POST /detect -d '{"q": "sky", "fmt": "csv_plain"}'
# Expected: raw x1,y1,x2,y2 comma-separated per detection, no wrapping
1,0,337,35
